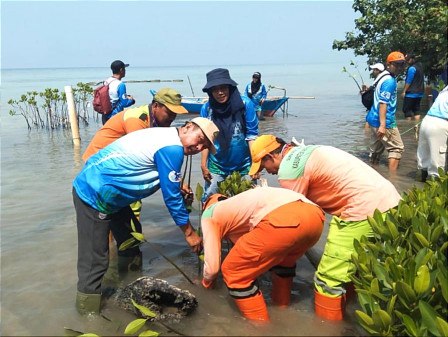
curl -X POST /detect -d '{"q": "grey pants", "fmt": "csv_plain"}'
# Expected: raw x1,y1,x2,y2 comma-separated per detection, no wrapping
73,188,141,294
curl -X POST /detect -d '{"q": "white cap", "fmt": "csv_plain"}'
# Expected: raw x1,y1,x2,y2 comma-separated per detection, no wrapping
369,63,385,72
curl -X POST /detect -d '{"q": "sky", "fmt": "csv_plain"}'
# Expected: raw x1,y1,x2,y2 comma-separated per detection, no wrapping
1,0,361,69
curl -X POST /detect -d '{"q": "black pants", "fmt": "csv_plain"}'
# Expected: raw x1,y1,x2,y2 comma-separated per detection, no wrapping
73,188,141,294
403,97,422,117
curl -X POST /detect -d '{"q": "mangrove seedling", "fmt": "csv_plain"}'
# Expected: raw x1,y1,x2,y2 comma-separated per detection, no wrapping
342,66,362,91
217,171,254,197
119,218,195,285
351,170,448,336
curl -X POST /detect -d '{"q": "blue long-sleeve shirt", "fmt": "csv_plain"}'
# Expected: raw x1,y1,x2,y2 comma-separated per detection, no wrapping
73,127,189,226
244,83,267,109
200,96,258,175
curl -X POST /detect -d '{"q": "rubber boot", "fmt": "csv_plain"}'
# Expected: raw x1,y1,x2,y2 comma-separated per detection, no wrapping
271,275,293,307
233,292,270,323
118,252,142,278
76,291,101,315
314,290,346,320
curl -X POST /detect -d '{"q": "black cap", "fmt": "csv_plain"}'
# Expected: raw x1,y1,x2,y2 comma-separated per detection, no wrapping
253,72,261,78
405,54,416,62
111,60,129,74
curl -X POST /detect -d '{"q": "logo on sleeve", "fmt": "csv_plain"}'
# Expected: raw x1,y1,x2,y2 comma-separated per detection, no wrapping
168,171,182,183
380,91,391,100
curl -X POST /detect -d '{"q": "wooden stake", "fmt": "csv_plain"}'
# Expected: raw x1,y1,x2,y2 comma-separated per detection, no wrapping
64,86,81,147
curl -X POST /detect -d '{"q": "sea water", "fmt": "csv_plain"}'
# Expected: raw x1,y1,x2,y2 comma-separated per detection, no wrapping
1,63,425,336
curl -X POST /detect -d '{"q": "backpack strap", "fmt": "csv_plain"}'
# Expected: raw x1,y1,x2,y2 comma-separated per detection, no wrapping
373,72,391,89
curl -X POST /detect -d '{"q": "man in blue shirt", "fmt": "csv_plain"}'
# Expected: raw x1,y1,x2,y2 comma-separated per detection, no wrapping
73,117,219,315
401,54,425,121
102,60,135,124
366,51,406,171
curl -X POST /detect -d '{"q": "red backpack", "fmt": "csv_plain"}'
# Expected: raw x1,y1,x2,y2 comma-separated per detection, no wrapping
92,79,116,114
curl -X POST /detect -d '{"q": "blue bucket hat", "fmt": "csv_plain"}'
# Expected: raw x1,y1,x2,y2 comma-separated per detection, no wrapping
202,68,238,92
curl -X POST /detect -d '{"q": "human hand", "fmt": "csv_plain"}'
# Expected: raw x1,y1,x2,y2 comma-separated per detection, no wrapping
401,92,406,99
181,183,194,207
376,126,386,139
185,230,203,255
202,278,216,289
250,172,260,180
201,166,212,183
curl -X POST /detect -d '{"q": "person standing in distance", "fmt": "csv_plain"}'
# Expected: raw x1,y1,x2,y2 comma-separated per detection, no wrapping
102,60,135,125
401,54,425,121
366,51,406,171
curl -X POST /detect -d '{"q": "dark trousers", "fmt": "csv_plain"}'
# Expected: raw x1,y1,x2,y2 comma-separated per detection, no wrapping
72,188,141,294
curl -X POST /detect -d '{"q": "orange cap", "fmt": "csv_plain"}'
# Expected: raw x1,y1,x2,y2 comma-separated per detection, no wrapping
386,51,405,63
248,135,282,176
202,193,228,211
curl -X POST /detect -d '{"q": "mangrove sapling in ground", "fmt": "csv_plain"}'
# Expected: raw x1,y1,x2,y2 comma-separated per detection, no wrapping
119,217,195,285
8,82,94,130
217,171,254,197
351,170,448,336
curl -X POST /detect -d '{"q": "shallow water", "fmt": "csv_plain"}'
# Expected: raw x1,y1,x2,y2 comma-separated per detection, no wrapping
1,64,425,336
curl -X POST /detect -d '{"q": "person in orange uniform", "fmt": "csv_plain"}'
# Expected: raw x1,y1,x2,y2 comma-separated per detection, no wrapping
83,87,188,162
201,187,325,322
83,87,191,219
248,135,401,320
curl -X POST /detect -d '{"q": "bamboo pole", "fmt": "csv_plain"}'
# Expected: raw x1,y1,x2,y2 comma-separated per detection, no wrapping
64,85,81,147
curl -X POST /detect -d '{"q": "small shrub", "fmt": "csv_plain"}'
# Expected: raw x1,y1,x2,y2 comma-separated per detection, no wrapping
217,171,254,197
352,170,448,336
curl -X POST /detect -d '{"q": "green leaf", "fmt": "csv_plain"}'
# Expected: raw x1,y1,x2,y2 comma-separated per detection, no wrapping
371,278,380,293
119,238,137,251
195,183,204,203
419,300,441,336
400,204,413,221
131,219,137,233
79,334,101,337
437,269,448,303
386,295,397,316
131,299,156,318
414,232,430,248
430,225,443,244
385,220,399,240
436,317,448,337
396,281,416,306
124,318,148,335
372,309,392,332
131,232,146,242
402,313,419,337
355,310,378,334
414,265,430,294
139,330,161,337
198,254,204,261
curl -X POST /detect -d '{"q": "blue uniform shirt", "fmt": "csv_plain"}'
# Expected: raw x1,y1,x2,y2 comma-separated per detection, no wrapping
73,127,189,226
366,72,398,129
200,96,258,175
244,83,267,111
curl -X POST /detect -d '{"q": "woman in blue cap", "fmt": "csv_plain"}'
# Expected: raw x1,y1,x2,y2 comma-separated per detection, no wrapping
200,68,259,201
